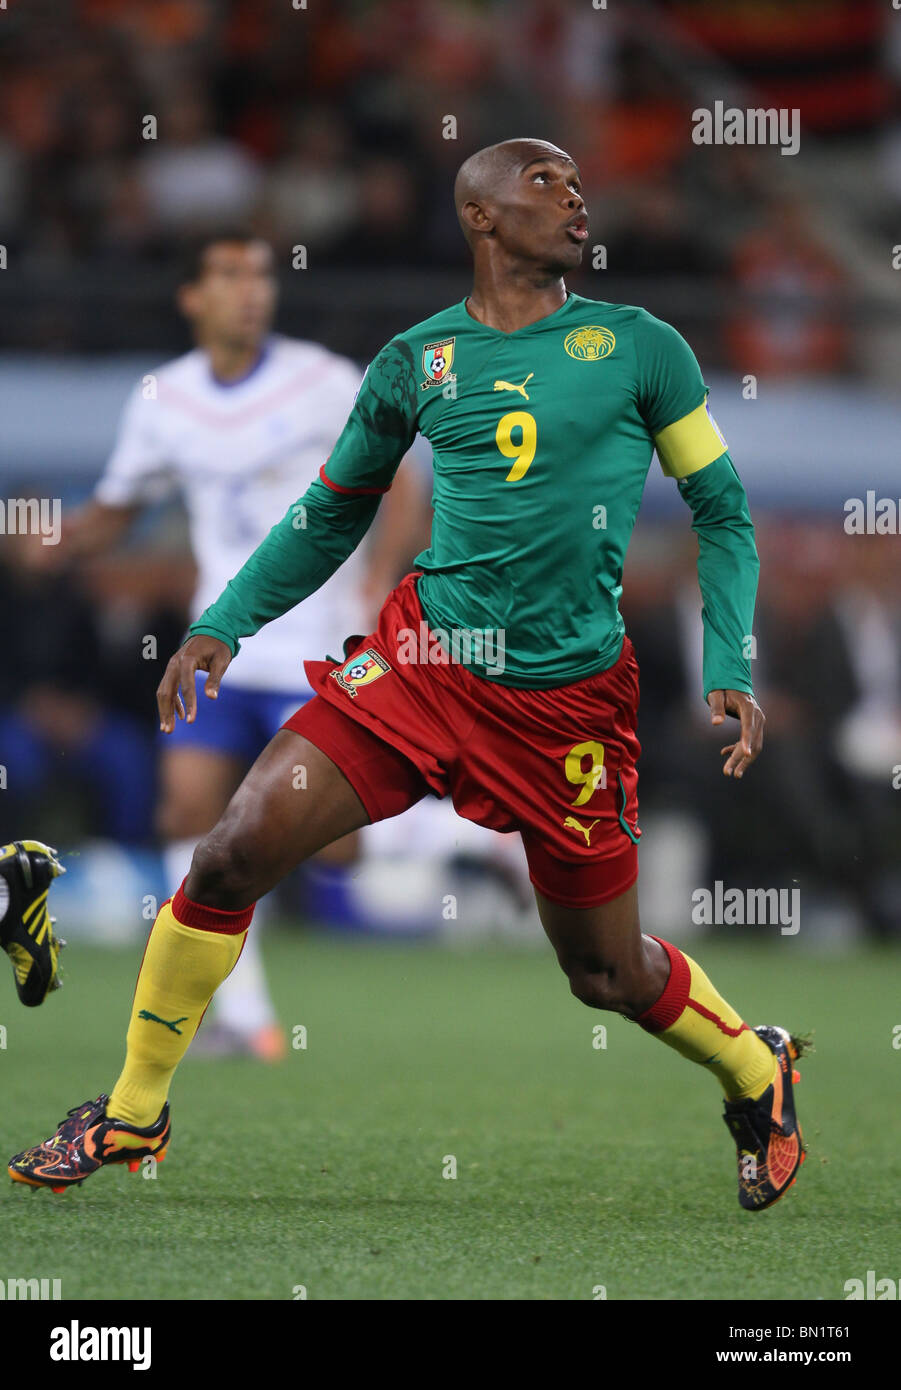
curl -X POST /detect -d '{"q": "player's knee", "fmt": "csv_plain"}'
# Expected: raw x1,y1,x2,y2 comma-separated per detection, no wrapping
185,820,261,910
562,955,638,1013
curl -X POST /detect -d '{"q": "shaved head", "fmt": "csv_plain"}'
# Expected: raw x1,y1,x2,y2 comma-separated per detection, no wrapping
454,138,576,246
452,136,588,307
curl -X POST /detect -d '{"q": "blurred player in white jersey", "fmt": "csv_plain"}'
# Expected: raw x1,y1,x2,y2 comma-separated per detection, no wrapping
44,234,420,1058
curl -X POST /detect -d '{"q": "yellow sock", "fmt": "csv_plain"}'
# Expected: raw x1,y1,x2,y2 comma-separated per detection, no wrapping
637,936,777,1101
108,886,251,1126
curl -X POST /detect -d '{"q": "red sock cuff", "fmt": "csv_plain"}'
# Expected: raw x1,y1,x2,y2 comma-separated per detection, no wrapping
636,936,691,1033
171,881,255,934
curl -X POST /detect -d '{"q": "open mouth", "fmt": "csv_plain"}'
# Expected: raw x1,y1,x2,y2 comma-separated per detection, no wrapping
565,215,589,242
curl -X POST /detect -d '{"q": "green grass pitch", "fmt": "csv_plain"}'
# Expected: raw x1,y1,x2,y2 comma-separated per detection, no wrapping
1,931,898,1300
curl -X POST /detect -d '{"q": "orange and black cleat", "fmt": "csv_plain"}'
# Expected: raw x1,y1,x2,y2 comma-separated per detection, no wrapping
723,1025,809,1211
0,840,66,1006
8,1095,170,1193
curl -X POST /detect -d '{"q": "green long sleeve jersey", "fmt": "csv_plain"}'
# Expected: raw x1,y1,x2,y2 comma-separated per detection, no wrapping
189,293,758,697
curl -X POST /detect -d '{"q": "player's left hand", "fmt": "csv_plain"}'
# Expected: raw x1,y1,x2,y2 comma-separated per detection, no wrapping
707,689,765,779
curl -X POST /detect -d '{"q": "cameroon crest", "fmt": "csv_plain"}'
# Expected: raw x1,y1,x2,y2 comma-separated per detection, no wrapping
331,649,392,698
563,326,616,361
420,337,456,391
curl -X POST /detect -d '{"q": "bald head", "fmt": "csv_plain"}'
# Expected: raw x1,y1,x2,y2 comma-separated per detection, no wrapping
454,138,575,246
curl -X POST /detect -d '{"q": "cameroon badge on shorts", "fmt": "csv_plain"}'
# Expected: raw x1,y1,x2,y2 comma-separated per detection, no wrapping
331,649,392,698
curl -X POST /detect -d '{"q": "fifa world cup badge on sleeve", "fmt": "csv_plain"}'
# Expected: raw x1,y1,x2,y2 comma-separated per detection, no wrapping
420,338,456,391
331,649,392,698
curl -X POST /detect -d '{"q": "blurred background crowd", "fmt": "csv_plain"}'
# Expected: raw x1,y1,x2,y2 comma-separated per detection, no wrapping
2,0,900,368
2,0,901,944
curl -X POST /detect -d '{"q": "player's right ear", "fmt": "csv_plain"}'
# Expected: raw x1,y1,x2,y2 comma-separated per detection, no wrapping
461,200,494,239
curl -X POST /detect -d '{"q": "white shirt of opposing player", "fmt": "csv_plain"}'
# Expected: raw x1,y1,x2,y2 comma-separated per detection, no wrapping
96,335,364,692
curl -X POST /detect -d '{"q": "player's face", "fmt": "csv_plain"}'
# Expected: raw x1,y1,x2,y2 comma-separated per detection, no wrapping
492,146,588,273
181,241,277,349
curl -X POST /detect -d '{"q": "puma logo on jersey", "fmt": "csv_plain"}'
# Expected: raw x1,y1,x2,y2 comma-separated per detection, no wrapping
563,816,601,845
493,372,534,401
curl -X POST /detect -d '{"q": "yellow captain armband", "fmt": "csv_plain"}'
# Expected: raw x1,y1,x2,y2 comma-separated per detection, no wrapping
654,400,728,480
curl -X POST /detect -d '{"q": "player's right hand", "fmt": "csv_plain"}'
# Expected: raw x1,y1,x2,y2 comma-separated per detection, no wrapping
156,635,232,733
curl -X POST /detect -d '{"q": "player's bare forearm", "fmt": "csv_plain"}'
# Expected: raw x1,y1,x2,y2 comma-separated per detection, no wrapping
707,688,765,778
64,500,138,557
19,499,139,573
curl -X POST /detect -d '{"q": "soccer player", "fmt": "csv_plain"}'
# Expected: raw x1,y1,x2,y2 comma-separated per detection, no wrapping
9,140,805,1210
16,233,418,1057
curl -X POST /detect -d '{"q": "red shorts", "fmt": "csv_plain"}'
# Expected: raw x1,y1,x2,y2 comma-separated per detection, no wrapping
283,572,642,908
